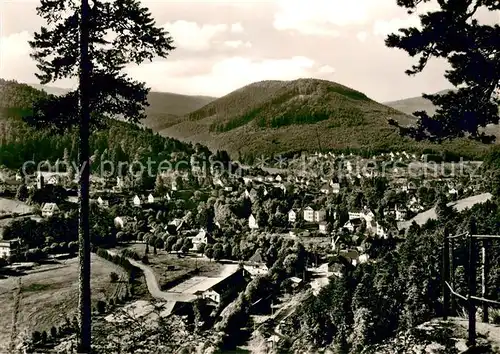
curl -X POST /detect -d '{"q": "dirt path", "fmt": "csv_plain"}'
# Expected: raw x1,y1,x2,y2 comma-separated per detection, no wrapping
9,277,22,352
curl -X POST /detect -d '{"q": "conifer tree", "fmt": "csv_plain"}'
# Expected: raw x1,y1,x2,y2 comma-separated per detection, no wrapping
28,0,174,350
386,0,499,142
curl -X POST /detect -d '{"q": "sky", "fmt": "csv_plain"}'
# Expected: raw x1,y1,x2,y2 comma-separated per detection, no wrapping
0,0,498,102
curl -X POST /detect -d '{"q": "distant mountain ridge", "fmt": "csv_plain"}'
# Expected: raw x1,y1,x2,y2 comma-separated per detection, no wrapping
384,89,500,139
383,89,453,116
26,83,217,130
158,78,490,160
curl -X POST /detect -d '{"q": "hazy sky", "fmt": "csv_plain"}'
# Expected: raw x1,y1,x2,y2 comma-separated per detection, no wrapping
0,0,497,102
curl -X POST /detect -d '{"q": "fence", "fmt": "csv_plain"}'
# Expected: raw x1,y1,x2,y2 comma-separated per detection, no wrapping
442,218,500,347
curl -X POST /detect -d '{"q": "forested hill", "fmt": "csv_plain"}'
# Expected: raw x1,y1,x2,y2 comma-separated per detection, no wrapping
0,79,205,171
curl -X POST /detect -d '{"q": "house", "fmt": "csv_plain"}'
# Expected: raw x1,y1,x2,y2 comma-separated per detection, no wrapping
331,182,340,194
275,175,282,182
46,175,61,186
114,216,134,229
320,184,331,194
348,212,361,220
202,268,247,306
243,189,251,199
248,214,259,229
243,177,252,185
190,228,213,252
288,276,303,289
132,195,142,206
0,239,23,259
36,171,44,190
288,209,297,223
343,219,362,233
244,251,269,277
303,206,315,222
360,207,375,223
376,223,388,239
213,178,224,187
116,176,124,188
319,222,328,234
147,194,157,204
224,186,233,192
266,175,274,182
97,196,109,208
41,203,60,218
164,192,172,201
314,209,326,223
395,206,407,221
171,180,178,191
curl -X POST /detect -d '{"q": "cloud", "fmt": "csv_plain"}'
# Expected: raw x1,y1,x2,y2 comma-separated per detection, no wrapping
273,0,388,36
224,40,252,49
0,31,35,82
230,22,244,33
318,65,335,74
126,56,316,96
163,20,228,51
356,31,368,42
373,17,421,37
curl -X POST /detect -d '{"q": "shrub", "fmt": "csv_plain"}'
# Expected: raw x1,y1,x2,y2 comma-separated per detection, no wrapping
109,272,119,283
50,326,57,339
97,300,106,314
32,331,41,343
41,331,48,343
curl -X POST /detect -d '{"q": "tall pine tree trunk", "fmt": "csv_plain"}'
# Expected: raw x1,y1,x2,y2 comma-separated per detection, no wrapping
78,0,91,351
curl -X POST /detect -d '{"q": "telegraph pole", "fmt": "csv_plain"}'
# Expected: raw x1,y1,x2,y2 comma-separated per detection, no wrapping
467,219,477,347
481,240,489,323
442,228,450,320
78,0,92,351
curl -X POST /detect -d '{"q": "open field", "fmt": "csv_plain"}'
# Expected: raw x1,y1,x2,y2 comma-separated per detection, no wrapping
121,244,223,290
0,254,127,351
0,197,33,215
398,192,493,230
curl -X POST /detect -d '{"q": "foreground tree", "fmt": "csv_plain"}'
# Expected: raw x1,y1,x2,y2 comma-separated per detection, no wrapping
386,0,499,142
29,0,174,351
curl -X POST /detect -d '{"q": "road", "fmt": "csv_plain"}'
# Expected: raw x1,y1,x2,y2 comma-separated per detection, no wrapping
127,258,197,302
106,250,197,302
398,192,493,230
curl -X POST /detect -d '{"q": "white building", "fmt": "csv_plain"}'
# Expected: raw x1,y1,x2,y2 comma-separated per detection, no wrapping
288,209,297,223
314,209,326,223
133,195,142,206
97,196,109,208
319,222,328,234
249,214,259,229
303,206,315,222
41,203,60,218
190,229,211,252
147,193,156,204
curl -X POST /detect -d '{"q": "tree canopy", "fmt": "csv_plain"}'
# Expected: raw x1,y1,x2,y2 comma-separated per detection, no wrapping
386,0,499,142
27,0,175,132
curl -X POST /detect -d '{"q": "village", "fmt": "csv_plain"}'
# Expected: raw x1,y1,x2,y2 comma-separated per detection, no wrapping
0,149,490,351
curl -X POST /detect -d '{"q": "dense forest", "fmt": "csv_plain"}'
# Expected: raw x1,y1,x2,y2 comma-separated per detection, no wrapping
278,194,500,352
0,79,206,173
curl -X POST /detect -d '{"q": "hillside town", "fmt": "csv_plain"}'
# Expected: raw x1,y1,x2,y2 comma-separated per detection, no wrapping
0,146,497,352
1,0,499,352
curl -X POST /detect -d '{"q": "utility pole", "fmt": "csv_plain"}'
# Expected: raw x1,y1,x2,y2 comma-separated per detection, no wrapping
442,227,450,320
450,237,456,315
481,240,489,323
467,219,477,347
78,0,92,351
